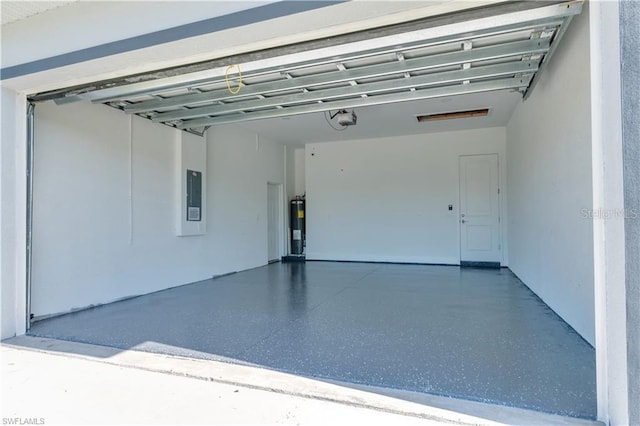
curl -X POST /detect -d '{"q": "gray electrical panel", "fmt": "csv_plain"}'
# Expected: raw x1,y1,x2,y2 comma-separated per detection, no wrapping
186,169,202,221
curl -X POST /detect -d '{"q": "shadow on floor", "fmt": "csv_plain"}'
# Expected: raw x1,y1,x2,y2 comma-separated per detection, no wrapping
25,262,597,419
3,335,601,426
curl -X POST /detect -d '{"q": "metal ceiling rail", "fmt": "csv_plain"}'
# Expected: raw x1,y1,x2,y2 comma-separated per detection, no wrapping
177,75,534,129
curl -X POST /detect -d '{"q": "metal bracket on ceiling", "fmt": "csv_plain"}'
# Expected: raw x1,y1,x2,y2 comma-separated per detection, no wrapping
462,41,473,85
184,126,209,137
523,13,577,100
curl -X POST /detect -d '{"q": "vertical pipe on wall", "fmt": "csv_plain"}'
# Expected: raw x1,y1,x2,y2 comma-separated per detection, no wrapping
25,102,35,331
128,114,133,245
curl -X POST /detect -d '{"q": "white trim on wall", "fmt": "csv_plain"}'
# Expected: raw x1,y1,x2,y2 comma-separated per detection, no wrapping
590,1,628,424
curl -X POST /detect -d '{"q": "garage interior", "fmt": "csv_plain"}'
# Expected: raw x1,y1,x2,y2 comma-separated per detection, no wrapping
21,0,597,421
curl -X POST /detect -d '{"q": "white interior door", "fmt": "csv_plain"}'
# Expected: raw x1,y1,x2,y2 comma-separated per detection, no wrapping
459,154,501,264
267,183,281,262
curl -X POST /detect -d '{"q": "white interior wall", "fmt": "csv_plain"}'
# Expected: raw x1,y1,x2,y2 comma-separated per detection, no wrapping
294,147,306,196
31,101,285,318
506,5,594,345
285,146,296,202
305,127,507,265
206,125,285,275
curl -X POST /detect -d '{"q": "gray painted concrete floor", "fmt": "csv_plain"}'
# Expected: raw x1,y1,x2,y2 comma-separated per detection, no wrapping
29,262,596,419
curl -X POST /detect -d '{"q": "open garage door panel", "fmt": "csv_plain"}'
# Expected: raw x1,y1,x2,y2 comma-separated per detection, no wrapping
30,1,582,135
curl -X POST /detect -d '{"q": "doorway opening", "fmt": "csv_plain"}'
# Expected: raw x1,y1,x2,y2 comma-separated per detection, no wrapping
267,182,283,263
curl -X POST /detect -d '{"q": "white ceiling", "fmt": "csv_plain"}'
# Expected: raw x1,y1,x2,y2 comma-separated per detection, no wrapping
236,89,520,144
1,1,77,25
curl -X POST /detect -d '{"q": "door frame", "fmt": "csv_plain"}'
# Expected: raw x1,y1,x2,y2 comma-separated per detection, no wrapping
458,153,503,267
267,182,285,262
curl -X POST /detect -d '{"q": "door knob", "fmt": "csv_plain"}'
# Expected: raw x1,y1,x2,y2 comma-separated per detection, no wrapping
461,220,466,224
